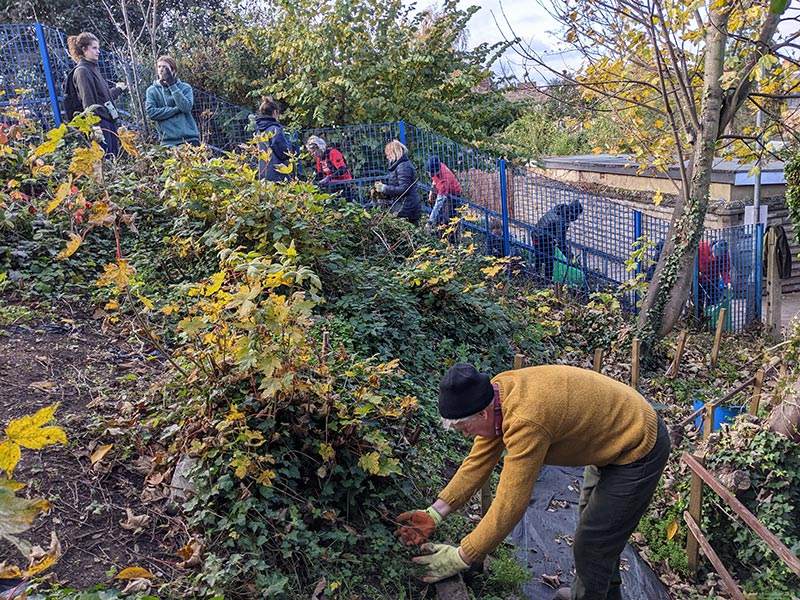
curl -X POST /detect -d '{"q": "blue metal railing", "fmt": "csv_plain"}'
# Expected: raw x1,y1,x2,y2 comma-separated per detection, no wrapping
0,22,765,332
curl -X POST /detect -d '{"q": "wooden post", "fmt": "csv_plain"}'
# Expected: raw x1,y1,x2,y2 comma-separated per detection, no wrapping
631,338,640,390
703,404,716,440
669,329,688,379
555,281,563,300
749,369,764,416
765,227,782,341
514,354,525,370
779,360,787,379
686,452,706,576
710,308,726,370
321,330,329,364
593,348,604,373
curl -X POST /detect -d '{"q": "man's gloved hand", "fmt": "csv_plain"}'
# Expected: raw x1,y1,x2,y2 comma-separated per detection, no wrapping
374,181,386,193
115,81,128,91
395,506,442,546
412,543,470,583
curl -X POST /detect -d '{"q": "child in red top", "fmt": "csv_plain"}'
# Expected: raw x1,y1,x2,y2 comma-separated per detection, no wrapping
697,239,731,320
424,156,462,230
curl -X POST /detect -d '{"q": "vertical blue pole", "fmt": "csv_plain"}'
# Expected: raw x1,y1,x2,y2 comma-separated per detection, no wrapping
35,23,62,128
693,250,700,324
633,210,643,274
499,159,510,257
398,121,406,146
754,222,764,320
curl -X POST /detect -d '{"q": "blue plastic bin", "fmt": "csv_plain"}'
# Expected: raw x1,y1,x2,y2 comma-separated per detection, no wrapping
693,399,746,433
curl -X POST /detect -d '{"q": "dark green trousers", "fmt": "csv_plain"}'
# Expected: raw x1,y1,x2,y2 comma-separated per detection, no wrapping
570,415,670,600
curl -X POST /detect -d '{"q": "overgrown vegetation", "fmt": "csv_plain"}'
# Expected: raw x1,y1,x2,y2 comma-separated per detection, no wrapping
2,110,798,599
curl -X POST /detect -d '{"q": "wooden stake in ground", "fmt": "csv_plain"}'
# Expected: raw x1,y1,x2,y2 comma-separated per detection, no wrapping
593,348,604,373
667,330,688,379
630,338,640,390
710,308,726,370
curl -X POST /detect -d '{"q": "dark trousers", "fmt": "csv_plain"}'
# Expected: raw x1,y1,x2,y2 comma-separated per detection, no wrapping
99,118,120,158
570,415,670,600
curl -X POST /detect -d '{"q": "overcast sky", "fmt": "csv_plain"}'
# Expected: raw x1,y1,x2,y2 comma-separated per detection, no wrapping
405,0,580,82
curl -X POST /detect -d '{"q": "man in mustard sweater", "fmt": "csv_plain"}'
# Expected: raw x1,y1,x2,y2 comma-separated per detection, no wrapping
398,363,670,600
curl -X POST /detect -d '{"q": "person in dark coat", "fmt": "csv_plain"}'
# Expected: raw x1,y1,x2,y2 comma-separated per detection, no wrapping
254,97,293,182
531,200,583,280
374,140,421,225
66,32,128,157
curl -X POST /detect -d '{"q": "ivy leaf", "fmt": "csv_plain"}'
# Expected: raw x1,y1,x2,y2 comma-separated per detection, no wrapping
5,404,67,450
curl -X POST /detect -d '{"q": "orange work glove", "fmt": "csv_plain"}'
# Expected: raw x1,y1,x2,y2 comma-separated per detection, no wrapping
395,506,443,546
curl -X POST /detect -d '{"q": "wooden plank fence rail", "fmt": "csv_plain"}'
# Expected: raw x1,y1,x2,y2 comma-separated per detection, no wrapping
681,453,800,582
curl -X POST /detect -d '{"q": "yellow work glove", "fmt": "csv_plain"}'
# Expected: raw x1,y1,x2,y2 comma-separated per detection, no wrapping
412,543,469,583
395,506,442,546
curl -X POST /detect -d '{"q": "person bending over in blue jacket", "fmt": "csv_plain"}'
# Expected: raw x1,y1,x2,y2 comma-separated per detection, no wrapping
145,56,200,147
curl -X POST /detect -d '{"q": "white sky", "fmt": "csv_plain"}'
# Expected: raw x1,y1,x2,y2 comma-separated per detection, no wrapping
407,0,579,82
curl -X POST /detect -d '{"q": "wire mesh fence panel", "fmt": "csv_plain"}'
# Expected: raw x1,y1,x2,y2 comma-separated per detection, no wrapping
300,122,402,205
193,90,252,152
693,225,760,333
0,24,56,129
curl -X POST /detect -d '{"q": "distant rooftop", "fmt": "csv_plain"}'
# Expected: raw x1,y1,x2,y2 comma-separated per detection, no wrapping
541,154,787,186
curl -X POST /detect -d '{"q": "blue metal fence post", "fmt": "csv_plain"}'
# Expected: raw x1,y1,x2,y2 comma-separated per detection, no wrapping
499,159,510,257
398,121,406,146
633,211,643,273
34,23,62,128
693,250,700,324
754,222,764,319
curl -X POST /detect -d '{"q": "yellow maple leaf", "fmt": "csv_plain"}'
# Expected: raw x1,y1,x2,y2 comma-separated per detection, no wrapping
0,439,22,477
69,142,105,182
115,566,155,580
88,200,115,227
54,232,83,261
46,181,73,214
5,404,67,450
34,124,67,156
117,127,140,157
96,259,136,291
357,452,381,475
204,271,226,296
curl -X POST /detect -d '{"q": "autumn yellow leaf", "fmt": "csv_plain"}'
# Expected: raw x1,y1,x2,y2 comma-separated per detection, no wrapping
87,200,116,227
54,232,83,261
34,124,67,156
666,520,679,540
90,444,113,466
104,299,119,310
5,404,67,450
46,181,73,214
117,126,140,157
115,566,155,580
0,563,24,579
96,259,136,291
256,469,275,487
175,537,203,568
205,272,226,296
0,439,21,478
358,452,381,475
653,189,664,206
69,142,105,182
136,293,155,310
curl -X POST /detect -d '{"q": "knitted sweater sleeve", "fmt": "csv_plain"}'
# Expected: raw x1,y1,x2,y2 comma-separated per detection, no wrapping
438,435,505,511
459,417,551,563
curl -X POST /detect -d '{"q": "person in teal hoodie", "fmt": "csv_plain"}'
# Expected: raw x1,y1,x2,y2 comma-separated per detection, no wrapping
145,56,200,147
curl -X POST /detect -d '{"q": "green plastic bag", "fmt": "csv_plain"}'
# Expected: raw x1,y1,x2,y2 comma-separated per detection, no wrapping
705,290,733,331
553,247,585,286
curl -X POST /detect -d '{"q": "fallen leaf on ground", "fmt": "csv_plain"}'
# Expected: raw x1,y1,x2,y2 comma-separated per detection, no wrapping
311,577,327,599
27,531,61,575
121,577,151,594
119,508,150,532
176,537,203,568
90,444,113,466
116,566,155,580
541,573,561,589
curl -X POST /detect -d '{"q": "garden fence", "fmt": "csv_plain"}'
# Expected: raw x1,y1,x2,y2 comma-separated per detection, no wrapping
0,22,764,332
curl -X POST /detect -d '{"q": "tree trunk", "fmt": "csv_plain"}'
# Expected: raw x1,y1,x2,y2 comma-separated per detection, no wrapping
636,7,730,347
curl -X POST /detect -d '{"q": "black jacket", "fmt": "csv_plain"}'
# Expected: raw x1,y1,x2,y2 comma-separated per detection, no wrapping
73,60,123,122
384,153,421,223
535,200,583,259
254,115,292,182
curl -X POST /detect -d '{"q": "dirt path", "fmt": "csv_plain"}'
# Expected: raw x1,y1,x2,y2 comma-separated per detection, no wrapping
0,314,183,593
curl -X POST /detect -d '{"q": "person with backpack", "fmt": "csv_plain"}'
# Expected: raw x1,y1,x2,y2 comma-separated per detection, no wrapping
305,135,355,201
254,97,293,182
65,32,127,157
145,56,200,147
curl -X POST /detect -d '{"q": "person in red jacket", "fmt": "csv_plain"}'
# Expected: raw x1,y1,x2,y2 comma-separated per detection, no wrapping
424,156,462,233
698,239,731,319
306,135,355,201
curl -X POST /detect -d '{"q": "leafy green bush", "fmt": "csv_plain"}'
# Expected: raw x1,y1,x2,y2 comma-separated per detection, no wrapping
703,427,800,594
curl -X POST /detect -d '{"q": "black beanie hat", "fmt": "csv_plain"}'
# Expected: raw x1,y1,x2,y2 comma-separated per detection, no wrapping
438,363,494,419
